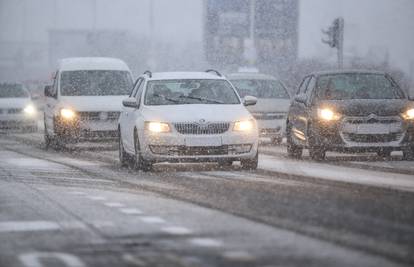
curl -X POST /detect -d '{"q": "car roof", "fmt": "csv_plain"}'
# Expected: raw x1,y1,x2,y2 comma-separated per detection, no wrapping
226,72,278,80
310,69,387,77
58,57,131,72
145,72,227,81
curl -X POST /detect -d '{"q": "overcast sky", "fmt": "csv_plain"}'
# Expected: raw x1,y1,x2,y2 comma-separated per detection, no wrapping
1,0,413,75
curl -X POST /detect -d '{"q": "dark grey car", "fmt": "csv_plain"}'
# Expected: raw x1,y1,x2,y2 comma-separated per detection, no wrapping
286,70,414,160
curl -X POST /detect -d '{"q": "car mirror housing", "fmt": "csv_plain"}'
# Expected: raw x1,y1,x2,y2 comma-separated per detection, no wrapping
44,85,52,97
294,94,307,104
122,97,139,108
243,95,257,106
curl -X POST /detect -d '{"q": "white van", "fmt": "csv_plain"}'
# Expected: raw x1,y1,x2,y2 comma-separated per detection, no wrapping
228,73,291,144
44,57,133,146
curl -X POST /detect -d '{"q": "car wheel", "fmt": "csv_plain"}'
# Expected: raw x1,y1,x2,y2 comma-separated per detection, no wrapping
241,151,258,170
218,159,233,168
377,149,392,158
403,147,414,160
286,124,302,158
309,146,326,161
44,121,51,149
118,128,129,167
270,136,283,145
134,131,152,172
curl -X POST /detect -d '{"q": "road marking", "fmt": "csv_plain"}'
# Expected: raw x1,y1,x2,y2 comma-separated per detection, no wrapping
122,254,146,266
139,216,165,224
189,238,222,247
0,221,60,232
87,196,106,201
67,191,85,195
19,252,86,267
119,208,143,215
161,226,192,235
222,251,255,261
104,202,125,208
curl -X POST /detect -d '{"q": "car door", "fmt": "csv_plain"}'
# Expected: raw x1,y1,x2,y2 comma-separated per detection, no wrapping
289,76,310,144
123,78,144,152
302,76,317,140
44,72,59,135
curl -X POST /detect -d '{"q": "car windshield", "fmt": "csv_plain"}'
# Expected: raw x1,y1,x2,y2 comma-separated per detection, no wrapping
316,73,404,100
60,70,133,96
0,83,29,98
144,79,240,105
231,79,290,99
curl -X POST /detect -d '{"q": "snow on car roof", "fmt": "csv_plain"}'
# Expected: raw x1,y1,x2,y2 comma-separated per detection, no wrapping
58,57,131,71
226,72,278,80
311,69,386,77
147,72,227,81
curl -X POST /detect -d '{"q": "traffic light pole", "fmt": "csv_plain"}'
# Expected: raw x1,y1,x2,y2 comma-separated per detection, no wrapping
321,17,344,69
337,17,344,69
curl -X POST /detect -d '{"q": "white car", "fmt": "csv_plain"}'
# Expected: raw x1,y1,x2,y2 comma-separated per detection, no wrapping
44,57,133,147
228,73,291,144
118,70,259,171
0,83,38,132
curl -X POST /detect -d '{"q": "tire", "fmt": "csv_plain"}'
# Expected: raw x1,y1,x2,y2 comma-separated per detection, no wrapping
377,149,392,158
286,124,303,159
241,151,258,170
309,146,326,161
44,121,51,149
270,136,283,145
218,159,233,168
403,147,414,160
134,130,152,172
118,128,129,167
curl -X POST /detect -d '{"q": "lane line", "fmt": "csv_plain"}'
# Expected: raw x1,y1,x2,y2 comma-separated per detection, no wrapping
188,238,222,247
104,202,125,208
86,196,106,201
119,208,143,215
0,221,60,232
222,251,255,261
161,226,192,235
139,216,166,224
67,191,86,195
19,252,86,267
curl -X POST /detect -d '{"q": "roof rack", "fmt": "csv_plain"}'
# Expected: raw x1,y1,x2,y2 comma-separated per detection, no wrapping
143,70,152,78
205,69,222,77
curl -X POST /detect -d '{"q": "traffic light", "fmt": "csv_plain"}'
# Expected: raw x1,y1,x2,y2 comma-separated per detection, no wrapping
322,17,343,48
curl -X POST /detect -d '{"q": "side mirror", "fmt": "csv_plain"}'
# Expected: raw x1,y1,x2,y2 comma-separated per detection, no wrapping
122,97,139,108
408,89,414,101
243,95,257,106
294,94,307,105
44,85,52,97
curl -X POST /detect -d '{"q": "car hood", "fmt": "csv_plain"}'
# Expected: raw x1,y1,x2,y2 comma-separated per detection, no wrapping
142,104,253,122
246,98,290,113
0,98,31,109
59,96,127,112
319,99,410,117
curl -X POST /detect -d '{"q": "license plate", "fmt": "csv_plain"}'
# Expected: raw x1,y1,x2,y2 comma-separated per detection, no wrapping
185,136,222,147
357,124,390,134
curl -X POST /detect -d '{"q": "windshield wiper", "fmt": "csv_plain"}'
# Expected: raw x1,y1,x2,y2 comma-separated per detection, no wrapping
179,95,224,104
152,93,182,104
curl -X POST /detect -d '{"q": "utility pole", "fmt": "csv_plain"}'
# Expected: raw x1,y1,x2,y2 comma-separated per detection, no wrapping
322,17,344,69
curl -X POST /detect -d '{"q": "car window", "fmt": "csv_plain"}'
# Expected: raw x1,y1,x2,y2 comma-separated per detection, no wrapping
315,73,405,100
0,83,29,98
144,79,240,105
231,79,290,99
60,70,133,96
297,76,310,95
306,76,316,94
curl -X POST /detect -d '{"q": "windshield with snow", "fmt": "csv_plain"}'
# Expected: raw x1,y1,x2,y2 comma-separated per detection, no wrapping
0,84,29,98
60,70,133,96
144,79,241,105
316,73,404,100
231,79,290,99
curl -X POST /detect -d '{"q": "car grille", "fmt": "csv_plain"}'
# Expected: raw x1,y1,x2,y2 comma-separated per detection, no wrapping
78,111,120,121
342,133,403,143
252,113,285,120
2,108,23,114
174,122,230,135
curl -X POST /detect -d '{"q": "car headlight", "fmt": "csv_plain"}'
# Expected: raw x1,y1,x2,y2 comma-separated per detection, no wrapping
402,108,414,120
233,120,254,132
60,108,76,120
145,121,171,133
24,105,36,116
317,108,341,121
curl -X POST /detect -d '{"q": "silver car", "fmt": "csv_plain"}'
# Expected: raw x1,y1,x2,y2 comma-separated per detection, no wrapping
228,73,291,144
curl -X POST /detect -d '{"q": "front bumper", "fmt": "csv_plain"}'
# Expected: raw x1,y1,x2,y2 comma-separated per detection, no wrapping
139,130,259,162
0,114,37,130
256,119,286,138
310,116,414,152
54,116,118,140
